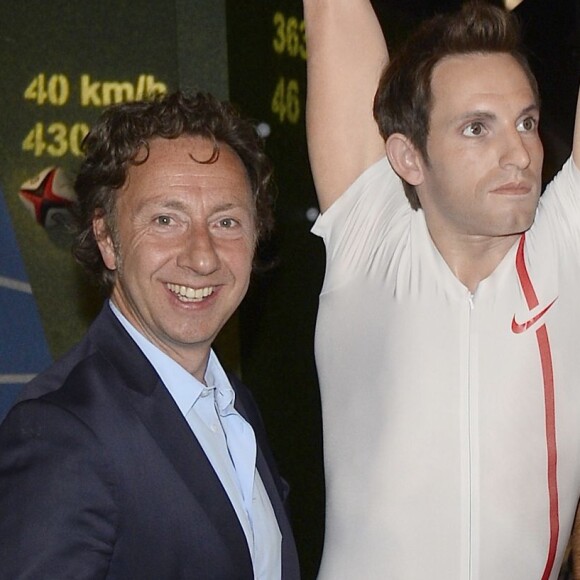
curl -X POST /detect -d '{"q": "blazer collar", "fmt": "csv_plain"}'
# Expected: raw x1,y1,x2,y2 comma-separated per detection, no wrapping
89,305,254,573
91,305,299,577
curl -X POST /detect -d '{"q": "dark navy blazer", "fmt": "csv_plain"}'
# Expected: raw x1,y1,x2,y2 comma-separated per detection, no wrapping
0,305,300,579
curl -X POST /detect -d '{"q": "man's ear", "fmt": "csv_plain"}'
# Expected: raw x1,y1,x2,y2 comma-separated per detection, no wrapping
93,214,117,271
385,133,425,186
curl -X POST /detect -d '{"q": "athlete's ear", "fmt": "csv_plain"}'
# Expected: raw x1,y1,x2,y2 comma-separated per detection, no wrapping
93,211,117,271
385,133,425,186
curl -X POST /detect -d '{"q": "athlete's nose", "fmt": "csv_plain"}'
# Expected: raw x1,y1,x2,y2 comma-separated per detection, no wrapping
499,128,532,170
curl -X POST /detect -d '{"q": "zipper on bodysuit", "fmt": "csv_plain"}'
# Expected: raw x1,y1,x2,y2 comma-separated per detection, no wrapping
466,292,475,580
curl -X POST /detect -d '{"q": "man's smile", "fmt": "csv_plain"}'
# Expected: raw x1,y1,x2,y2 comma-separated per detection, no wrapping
166,283,215,302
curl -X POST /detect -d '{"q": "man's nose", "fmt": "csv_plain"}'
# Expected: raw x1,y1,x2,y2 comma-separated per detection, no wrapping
177,226,220,275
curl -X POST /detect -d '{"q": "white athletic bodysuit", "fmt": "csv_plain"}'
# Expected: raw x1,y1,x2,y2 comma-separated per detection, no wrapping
312,156,580,579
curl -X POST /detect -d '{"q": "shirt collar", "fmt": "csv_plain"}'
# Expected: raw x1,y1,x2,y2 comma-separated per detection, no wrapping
108,301,235,416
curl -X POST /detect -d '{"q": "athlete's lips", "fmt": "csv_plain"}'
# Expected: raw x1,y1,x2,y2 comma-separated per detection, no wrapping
490,181,532,195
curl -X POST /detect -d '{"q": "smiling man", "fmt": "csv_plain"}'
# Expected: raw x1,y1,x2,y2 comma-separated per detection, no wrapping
304,0,580,578
0,92,300,580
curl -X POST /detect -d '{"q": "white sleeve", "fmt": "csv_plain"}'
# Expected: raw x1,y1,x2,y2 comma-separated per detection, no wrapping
537,157,580,245
311,157,409,291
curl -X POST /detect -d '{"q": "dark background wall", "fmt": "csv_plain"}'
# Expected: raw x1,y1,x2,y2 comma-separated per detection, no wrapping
0,1,577,578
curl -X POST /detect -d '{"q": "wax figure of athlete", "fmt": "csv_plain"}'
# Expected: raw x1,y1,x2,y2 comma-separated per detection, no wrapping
0,91,300,579
303,0,580,578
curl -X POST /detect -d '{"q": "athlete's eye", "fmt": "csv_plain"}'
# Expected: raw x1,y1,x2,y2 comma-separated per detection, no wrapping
462,122,487,137
517,116,538,133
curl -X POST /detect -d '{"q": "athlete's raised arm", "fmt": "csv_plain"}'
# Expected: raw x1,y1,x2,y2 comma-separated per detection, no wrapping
303,0,388,212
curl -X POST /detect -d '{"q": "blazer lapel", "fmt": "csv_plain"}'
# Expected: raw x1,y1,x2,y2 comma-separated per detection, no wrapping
231,376,300,579
91,306,253,572
255,447,301,579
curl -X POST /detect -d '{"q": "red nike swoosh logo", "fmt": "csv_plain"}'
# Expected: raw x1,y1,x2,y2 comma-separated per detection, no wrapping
511,298,558,334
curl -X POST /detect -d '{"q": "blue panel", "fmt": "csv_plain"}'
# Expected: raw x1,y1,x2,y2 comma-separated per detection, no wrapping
0,185,52,420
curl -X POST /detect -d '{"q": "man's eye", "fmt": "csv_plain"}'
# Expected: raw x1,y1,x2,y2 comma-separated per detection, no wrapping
462,122,486,137
156,215,172,226
517,117,538,132
218,218,236,228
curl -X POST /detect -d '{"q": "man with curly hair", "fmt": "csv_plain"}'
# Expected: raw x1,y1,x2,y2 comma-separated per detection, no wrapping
0,91,300,580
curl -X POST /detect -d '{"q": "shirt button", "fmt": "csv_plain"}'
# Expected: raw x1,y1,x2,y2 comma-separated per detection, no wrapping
211,423,220,433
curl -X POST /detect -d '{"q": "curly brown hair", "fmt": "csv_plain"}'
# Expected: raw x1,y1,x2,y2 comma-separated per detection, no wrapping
373,1,540,210
73,90,274,292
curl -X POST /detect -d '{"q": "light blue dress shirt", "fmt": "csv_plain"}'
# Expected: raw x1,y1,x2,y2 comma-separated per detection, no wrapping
110,302,281,579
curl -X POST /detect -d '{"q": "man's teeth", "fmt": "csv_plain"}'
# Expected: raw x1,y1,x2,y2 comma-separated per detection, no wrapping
167,283,214,302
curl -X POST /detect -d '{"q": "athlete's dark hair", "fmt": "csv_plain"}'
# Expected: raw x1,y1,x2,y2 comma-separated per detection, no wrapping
73,90,274,292
373,0,539,210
